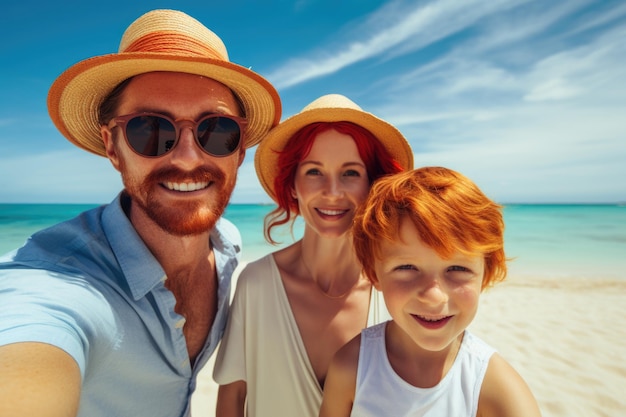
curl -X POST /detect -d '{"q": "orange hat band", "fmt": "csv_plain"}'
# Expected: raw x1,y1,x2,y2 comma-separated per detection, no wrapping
124,32,223,59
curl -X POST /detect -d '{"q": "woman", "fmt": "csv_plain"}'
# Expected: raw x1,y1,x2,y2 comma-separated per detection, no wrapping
213,94,414,417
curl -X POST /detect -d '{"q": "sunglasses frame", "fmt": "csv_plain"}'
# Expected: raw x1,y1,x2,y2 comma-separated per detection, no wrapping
108,112,247,158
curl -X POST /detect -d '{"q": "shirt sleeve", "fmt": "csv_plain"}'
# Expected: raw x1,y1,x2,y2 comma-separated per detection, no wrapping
212,263,250,384
0,267,118,378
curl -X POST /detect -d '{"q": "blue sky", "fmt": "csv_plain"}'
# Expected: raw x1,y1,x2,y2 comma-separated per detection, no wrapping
1,0,625,204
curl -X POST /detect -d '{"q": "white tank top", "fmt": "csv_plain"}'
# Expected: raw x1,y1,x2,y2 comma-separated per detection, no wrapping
351,322,495,417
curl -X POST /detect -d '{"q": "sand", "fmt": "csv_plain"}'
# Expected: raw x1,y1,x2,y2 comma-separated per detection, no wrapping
190,272,626,416
470,274,626,416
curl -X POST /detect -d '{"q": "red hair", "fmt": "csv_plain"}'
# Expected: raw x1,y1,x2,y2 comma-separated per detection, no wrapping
352,167,507,290
264,121,404,244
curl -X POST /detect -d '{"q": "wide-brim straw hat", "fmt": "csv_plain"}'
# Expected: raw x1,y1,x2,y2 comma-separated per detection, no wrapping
255,94,414,202
48,9,281,157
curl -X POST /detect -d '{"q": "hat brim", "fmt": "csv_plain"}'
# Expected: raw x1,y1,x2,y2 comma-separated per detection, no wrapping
255,107,414,202
48,53,281,156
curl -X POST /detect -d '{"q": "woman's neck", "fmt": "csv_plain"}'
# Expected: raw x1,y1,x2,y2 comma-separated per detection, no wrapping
298,234,365,297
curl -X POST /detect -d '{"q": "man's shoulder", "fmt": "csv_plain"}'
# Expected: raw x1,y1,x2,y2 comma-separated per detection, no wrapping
215,217,242,245
212,217,243,266
1,205,110,270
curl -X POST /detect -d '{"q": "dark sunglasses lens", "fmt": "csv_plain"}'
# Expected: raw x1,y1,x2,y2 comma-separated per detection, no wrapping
126,115,176,157
197,116,241,156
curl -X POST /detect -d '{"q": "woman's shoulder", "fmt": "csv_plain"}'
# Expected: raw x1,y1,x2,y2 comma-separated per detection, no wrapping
233,252,282,290
270,242,301,270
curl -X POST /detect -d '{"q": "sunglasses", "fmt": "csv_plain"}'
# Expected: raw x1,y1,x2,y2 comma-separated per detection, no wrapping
108,112,247,158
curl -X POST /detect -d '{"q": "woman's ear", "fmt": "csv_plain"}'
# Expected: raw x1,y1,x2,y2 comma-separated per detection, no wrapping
371,275,382,291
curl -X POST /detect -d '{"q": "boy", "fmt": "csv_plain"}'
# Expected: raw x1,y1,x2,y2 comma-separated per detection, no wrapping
319,167,541,417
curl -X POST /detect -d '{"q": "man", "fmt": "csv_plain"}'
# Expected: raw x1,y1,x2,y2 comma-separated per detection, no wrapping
0,9,280,417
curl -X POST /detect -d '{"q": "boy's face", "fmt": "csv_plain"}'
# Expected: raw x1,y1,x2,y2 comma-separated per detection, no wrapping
374,215,484,354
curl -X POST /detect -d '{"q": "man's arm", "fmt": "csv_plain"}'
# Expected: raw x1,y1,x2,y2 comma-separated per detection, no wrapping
0,342,81,417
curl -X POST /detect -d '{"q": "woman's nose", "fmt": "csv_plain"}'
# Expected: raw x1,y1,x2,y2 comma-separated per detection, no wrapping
323,176,344,197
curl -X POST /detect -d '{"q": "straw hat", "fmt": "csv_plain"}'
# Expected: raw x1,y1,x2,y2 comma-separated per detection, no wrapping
48,9,281,157
255,94,414,201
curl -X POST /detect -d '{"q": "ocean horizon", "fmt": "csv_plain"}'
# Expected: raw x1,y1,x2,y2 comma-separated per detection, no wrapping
1,202,625,281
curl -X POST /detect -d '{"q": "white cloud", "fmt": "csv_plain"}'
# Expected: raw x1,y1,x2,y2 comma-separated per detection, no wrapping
524,77,583,101
267,0,532,89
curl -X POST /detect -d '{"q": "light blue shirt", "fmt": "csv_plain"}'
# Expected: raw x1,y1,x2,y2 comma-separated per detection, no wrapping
0,193,241,417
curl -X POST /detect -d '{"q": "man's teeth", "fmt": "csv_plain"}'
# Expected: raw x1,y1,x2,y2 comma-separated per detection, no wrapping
165,181,209,191
318,209,345,216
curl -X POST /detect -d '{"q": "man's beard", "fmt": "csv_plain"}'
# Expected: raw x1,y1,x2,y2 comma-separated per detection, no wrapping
120,162,237,236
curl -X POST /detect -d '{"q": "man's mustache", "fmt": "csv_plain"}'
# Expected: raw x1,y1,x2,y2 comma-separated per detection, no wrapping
145,166,226,185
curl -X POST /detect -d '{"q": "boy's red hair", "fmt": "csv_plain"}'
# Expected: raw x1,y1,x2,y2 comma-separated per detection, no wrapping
352,167,507,290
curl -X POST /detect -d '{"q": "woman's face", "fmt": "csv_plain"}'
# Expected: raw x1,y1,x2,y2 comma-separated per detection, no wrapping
293,128,370,238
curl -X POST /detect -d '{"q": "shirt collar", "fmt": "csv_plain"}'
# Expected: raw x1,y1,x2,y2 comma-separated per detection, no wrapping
102,194,165,300
102,193,241,301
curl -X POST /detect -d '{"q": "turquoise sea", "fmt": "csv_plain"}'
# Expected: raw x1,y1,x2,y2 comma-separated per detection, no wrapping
1,203,625,280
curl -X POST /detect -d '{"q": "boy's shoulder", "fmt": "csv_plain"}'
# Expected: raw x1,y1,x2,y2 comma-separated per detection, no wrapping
361,321,387,340
479,353,542,416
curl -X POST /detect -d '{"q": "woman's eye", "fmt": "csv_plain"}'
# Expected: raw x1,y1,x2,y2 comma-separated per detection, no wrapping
344,169,361,177
305,168,321,176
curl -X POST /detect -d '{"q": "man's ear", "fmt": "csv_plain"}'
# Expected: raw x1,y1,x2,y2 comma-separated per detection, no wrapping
237,147,246,167
101,126,121,172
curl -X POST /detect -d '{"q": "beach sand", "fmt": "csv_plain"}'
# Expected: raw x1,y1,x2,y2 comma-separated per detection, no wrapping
190,271,626,416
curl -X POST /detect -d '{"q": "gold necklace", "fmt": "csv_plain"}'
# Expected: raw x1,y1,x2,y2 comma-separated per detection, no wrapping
315,280,355,299
302,256,363,299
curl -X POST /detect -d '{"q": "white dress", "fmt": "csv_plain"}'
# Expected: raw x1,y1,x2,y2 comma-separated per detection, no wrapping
213,254,390,417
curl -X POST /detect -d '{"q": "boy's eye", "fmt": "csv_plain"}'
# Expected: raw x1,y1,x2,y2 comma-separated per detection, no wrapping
394,264,416,271
448,265,470,273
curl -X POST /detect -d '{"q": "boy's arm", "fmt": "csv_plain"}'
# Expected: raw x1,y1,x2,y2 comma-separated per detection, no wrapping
319,335,361,417
0,342,81,417
216,380,246,417
478,353,542,417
